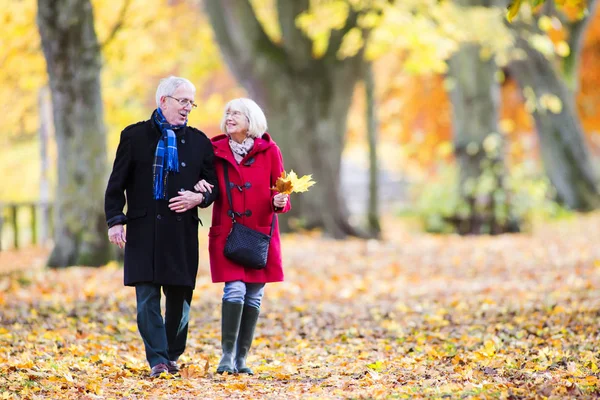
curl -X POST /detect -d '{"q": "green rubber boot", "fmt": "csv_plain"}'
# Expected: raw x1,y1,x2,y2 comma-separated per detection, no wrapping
235,305,260,375
216,301,243,374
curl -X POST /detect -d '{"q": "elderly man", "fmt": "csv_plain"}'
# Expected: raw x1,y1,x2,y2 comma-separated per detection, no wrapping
105,76,218,377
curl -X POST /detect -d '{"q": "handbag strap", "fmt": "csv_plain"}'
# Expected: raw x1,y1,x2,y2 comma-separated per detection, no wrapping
222,160,275,236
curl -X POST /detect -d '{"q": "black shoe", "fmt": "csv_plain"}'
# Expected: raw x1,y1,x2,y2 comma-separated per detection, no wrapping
167,360,180,374
150,363,169,378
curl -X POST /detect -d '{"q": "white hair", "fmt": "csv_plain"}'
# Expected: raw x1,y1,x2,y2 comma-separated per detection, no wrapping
220,98,268,138
155,76,196,107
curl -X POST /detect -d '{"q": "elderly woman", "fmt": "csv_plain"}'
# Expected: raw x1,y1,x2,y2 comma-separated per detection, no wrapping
195,98,290,374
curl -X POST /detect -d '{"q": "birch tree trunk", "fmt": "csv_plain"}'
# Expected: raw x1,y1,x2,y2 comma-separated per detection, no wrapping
365,63,381,236
38,86,52,245
37,0,111,266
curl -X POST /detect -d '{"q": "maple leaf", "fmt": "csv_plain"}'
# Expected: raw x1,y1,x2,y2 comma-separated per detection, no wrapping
272,171,294,194
179,364,207,379
203,357,210,375
367,360,384,372
271,170,316,195
506,0,523,22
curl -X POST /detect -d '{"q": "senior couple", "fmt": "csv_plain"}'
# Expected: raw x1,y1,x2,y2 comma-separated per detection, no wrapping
104,76,290,378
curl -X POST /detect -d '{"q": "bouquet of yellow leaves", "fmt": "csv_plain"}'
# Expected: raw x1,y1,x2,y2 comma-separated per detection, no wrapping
271,170,316,195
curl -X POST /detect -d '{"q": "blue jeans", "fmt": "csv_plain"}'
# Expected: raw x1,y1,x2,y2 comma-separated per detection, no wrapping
223,281,265,309
135,283,193,367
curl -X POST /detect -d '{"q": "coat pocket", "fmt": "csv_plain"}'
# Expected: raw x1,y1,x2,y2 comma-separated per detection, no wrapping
126,208,147,221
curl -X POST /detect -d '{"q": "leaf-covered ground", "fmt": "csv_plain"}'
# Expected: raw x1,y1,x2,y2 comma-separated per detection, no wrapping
2,215,600,399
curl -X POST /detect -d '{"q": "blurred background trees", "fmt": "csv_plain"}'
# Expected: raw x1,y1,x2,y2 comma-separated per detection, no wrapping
37,0,110,267
205,0,369,238
508,0,600,211
2,0,600,265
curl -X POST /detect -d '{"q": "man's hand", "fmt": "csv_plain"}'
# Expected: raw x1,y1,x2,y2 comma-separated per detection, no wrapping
169,190,204,213
194,179,214,193
108,224,126,249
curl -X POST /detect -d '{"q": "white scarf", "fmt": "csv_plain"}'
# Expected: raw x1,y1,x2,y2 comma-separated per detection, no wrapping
229,136,255,164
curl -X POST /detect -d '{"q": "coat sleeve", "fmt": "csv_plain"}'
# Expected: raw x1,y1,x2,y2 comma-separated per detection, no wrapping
270,145,291,214
197,137,219,209
105,130,132,228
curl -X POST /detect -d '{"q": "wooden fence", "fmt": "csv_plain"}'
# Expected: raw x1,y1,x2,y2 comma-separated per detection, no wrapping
0,202,53,251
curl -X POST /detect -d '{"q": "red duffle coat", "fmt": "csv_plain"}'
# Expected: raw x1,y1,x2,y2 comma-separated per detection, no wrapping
208,133,291,283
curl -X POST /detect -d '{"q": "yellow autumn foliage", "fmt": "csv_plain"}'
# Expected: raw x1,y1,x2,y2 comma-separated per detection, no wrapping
0,0,232,202
507,0,589,22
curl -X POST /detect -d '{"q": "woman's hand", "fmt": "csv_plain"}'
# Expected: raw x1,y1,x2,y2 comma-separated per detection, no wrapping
194,179,214,193
273,193,289,208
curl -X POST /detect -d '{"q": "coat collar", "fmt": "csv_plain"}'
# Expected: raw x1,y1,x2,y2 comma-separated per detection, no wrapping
212,133,275,162
150,110,188,138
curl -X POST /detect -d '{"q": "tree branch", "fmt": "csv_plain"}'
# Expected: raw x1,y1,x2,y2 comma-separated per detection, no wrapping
276,0,312,68
204,0,240,66
326,7,361,60
100,0,131,49
204,0,286,82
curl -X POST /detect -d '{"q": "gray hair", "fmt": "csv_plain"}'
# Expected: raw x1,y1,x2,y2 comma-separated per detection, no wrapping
220,98,268,138
155,76,196,107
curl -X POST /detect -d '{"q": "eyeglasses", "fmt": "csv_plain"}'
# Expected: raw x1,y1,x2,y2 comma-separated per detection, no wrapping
225,110,245,118
166,95,197,109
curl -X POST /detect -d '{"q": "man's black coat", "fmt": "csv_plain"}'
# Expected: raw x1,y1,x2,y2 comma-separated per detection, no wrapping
105,115,218,288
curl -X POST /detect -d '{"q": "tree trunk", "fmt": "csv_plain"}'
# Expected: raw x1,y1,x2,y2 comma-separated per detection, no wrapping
365,63,381,237
508,32,600,211
38,86,52,245
204,0,367,238
561,0,598,92
37,0,111,267
447,40,515,234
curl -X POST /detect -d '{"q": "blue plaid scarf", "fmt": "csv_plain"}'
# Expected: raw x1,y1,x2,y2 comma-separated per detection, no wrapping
152,108,184,200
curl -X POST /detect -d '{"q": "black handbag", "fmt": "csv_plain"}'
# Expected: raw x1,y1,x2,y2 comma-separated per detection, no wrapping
222,161,275,270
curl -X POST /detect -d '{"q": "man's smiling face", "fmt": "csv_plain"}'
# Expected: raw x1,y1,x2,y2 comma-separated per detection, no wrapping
160,85,195,125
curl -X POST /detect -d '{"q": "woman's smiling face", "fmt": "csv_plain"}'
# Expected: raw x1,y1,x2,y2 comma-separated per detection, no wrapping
224,108,249,137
